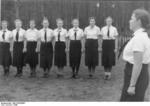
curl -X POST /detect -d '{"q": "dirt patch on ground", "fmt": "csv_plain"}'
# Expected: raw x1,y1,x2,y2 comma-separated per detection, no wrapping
0,59,149,101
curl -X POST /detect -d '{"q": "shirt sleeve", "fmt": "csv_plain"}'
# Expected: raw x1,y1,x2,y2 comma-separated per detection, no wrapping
66,29,71,38
64,29,68,37
80,29,84,37
101,28,104,36
132,35,145,52
114,28,119,36
97,27,101,35
84,28,88,37
9,31,13,40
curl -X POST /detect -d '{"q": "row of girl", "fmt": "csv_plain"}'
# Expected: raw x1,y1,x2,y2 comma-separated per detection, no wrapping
0,16,118,80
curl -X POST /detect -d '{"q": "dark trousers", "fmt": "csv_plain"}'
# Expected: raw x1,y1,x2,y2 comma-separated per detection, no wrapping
120,62,149,101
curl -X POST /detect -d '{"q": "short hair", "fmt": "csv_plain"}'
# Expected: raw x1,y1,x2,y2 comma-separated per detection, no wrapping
133,9,150,29
89,17,96,22
56,18,63,23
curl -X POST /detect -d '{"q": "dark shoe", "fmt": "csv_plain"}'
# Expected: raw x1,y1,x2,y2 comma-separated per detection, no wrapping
57,74,64,78
89,74,93,78
71,74,76,79
42,73,49,78
29,72,36,78
104,75,109,80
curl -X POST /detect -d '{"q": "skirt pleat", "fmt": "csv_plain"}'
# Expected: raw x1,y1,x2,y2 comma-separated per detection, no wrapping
54,42,66,68
12,42,24,67
24,41,38,68
69,40,81,67
102,40,115,67
120,62,149,101
0,43,11,67
40,42,53,69
85,39,99,67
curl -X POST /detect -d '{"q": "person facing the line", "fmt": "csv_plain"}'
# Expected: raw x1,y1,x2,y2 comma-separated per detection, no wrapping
67,18,84,79
12,19,26,77
24,20,40,78
39,18,54,78
101,16,118,80
120,9,150,101
0,20,12,76
53,18,68,78
84,17,101,78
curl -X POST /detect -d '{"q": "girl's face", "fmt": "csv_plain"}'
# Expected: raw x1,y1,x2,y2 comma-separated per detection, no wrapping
72,20,79,28
129,13,140,31
15,21,22,29
43,20,49,28
106,18,112,26
30,21,35,29
57,20,63,28
89,19,96,27
2,22,8,30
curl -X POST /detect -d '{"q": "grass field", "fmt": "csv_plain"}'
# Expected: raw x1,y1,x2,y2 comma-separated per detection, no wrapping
0,57,149,101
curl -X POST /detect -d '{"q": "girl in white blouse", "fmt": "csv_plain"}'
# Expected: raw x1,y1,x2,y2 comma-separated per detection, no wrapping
53,18,68,78
0,20,12,76
24,20,39,78
84,17,101,78
120,9,150,101
12,19,26,77
67,19,84,79
39,18,54,78
101,16,118,80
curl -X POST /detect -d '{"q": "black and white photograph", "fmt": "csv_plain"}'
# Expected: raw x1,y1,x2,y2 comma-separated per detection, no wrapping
0,0,150,104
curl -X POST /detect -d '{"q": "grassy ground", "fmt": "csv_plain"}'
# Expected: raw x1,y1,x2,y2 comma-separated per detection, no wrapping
0,57,149,101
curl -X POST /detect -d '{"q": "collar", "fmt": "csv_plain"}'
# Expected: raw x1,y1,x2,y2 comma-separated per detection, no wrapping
133,28,145,36
2,29,8,32
43,28,49,30
73,27,79,31
89,25,96,29
57,28,63,32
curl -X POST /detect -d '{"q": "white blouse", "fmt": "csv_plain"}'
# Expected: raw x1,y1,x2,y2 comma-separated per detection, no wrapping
39,28,54,42
53,28,67,42
67,27,84,40
123,28,150,64
25,28,39,41
101,25,118,40
12,28,26,42
84,25,101,39
0,29,12,43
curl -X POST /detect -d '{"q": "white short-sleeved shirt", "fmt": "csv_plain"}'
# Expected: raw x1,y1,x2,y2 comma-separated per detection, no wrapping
84,25,101,39
0,29,12,43
12,28,26,42
67,27,84,40
53,28,67,42
123,28,150,64
39,28,54,42
25,28,39,41
101,25,118,40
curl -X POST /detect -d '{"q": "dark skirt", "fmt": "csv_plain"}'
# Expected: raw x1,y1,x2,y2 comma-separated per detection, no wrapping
102,40,115,67
85,39,99,67
69,40,81,67
24,41,38,68
0,42,11,67
12,42,24,68
40,42,53,69
54,41,66,68
120,62,149,101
